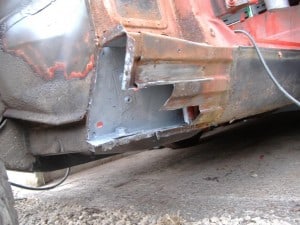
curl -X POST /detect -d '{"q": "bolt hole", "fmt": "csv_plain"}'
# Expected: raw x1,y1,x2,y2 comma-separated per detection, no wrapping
124,96,132,103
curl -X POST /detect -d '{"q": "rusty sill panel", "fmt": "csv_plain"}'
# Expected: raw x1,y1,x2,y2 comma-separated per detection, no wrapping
87,26,233,148
87,37,185,147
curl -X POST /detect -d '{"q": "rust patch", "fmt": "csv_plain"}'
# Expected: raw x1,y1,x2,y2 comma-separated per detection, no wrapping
173,0,205,42
69,55,95,79
88,0,178,42
104,29,233,126
114,0,162,20
1,0,95,81
46,55,95,80
4,43,95,80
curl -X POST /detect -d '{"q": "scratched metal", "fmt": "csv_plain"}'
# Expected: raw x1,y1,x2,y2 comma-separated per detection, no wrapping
1,0,94,80
87,44,185,147
0,0,95,124
102,28,232,127
0,0,299,166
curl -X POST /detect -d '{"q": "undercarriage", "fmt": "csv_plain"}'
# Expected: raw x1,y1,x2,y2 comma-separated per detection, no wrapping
0,0,299,171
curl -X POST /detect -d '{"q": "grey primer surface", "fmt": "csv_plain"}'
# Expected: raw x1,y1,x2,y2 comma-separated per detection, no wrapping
88,46,185,146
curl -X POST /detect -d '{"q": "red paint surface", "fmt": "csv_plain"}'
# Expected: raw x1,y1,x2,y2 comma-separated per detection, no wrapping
96,121,104,128
231,5,300,49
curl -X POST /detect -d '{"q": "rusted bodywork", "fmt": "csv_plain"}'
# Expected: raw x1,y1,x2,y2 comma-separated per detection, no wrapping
0,0,94,125
0,0,299,171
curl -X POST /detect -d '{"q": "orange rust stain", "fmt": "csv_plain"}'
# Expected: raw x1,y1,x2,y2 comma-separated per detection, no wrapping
2,27,94,80
43,55,94,80
6,46,94,80
47,62,68,79
69,55,95,79
14,49,48,78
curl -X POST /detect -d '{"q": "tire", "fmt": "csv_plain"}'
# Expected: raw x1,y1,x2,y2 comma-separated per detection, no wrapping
0,160,18,225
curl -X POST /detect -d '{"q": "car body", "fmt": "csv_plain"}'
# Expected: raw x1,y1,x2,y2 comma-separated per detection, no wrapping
0,0,299,172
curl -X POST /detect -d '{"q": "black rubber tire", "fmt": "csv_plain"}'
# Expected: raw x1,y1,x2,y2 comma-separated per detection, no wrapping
0,161,18,225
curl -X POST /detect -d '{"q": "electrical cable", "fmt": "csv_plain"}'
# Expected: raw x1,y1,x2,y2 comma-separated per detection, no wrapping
0,118,7,130
0,120,71,191
9,167,70,191
234,29,300,107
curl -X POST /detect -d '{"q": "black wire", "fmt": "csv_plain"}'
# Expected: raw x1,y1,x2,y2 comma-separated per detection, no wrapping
234,29,300,107
9,167,70,191
0,118,7,130
0,120,71,191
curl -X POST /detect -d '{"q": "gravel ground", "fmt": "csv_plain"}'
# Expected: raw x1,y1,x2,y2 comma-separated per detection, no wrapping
14,198,298,225
13,112,300,225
